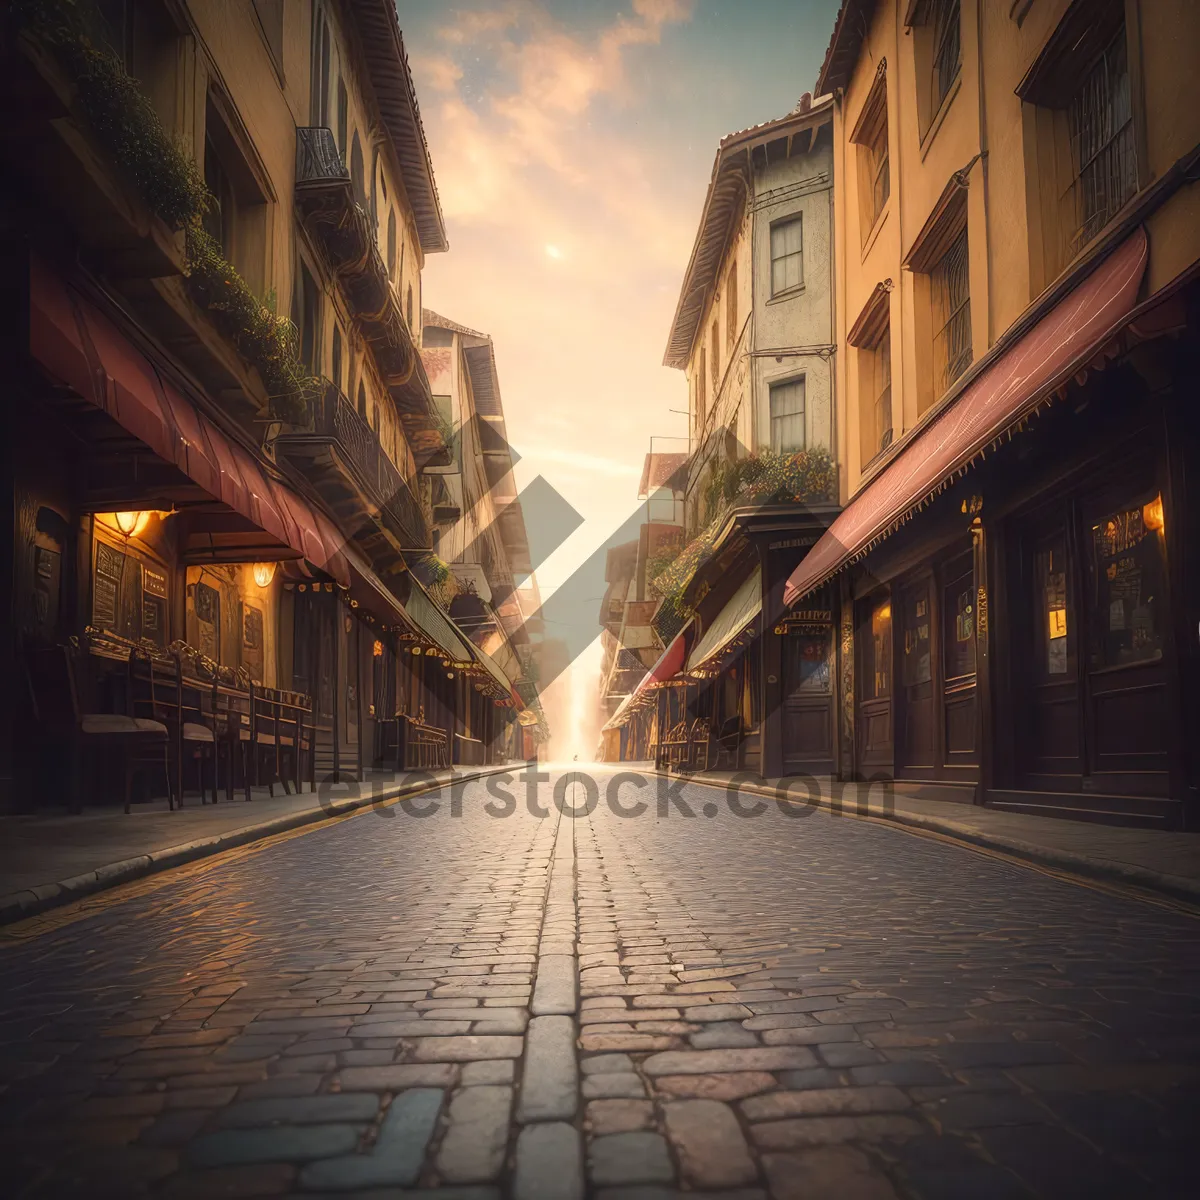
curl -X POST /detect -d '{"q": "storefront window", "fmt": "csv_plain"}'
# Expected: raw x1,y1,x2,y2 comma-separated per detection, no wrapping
1088,493,1165,669
902,586,931,686
863,594,892,700
787,626,832,694
941,556,976,681
1034,540,1071,677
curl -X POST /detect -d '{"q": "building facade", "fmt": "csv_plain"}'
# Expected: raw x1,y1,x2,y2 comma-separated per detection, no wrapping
619,96,844,779
4,0,535,809
787,0,1200,827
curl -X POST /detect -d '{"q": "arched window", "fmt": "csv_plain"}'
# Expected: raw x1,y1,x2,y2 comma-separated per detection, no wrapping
357,380,367,419
350,132,365,206
386,210,397,277
406,284,413,329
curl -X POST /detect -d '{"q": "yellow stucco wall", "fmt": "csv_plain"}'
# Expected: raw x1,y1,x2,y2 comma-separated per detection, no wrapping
832,0,1200,501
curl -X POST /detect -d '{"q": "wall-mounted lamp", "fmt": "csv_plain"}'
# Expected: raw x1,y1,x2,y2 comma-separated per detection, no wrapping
252,562,277,588
1143,494,1165,534
99,511,153,538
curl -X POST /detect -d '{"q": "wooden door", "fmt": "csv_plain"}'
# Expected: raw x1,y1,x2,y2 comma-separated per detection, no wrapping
1081,487,1172,795
897,578,935,770
939,549,978,773
1019,523,1083,789
781,620,834,775
856,591,893,774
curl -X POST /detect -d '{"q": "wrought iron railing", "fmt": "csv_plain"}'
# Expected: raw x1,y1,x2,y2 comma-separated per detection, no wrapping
296,126,348,185
311,382,429,549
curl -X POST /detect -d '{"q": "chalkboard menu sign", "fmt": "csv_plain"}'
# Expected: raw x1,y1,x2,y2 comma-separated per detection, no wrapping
142,567,168,647
93,541,125,632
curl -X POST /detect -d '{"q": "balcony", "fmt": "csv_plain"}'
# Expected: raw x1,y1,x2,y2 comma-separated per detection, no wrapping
276,380,430,573
3,29,187,280
294,127,449,466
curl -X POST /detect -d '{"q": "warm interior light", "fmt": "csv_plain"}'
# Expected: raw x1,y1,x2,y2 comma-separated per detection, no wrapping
1143,494,1165,534
111,511,151,538
252,562,277,588
373,640,383,657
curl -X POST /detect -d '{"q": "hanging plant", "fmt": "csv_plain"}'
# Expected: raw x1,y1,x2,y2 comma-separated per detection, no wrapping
13,1,318,424
184,228,318,424
11,0,208,230
649,447,836,641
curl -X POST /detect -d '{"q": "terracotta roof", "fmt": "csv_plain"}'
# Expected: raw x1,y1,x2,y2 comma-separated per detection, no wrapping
423,308,485,338
347,1,448,254
662,95,833,370
638,452,689,497
816,0,879,96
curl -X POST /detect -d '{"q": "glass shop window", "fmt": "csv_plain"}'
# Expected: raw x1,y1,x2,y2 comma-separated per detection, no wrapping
863,594,892,700
941,554,976,681
787,625,832,695
901,585,932,687
1034,538,1072,678
1088,492,1165,669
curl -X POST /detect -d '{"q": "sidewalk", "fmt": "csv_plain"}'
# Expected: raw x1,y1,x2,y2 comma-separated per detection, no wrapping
670,770,1200,904
0,765,508,923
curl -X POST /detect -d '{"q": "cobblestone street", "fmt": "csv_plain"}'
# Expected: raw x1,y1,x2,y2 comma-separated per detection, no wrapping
2,768,1199,1199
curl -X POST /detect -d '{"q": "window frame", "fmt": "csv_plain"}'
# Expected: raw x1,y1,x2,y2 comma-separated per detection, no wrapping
769,213,804,298
851,67,890,243
768,375,807,454
930,226,972,399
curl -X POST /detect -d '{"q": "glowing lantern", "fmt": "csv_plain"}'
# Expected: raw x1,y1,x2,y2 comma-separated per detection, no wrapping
252,562,277,587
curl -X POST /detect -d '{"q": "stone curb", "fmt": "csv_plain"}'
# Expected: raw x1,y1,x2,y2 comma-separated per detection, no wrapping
0,765,513,926
660,771,1200,908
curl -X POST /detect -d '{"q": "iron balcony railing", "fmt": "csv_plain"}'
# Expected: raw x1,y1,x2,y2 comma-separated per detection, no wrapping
296,126,349,186
311,381,430,550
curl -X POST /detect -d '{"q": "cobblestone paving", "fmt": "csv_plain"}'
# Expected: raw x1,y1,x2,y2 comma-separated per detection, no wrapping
1,768,1198,1198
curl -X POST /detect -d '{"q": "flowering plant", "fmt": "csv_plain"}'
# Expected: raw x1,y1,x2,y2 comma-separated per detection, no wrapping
650,447,835,641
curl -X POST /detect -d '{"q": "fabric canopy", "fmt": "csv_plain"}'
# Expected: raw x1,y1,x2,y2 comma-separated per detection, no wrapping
639,626,688,692
30,257,350,585
602,625,690,731
687,567,762,672
403,580,479,664
471,641,515,693
784,227,1149,606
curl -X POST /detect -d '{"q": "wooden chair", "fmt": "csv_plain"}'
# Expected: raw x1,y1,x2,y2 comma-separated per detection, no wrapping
167,644,219,806
26,643,173,814
659,719,691,770
248,682,281,796
276,690,313,793
131,643,218,808
687,717,713,772
713,715,742,769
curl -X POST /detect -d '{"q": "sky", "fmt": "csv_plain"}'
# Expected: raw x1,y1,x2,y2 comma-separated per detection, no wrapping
401,0,842,756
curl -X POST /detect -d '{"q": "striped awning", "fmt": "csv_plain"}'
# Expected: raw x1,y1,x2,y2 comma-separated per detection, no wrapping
686,568,761,673
403,581,477,665
784,228,1149,606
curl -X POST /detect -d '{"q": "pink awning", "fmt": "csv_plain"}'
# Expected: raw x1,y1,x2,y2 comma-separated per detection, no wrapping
784,227,1149,606
30,257,350,586
636,627,688,695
